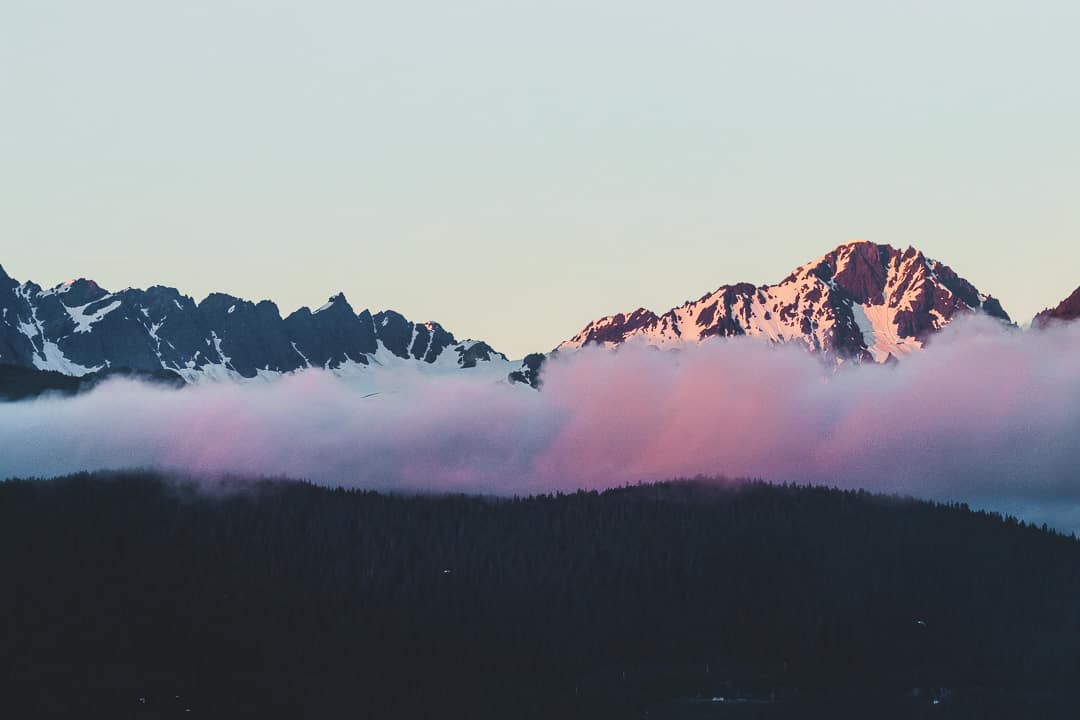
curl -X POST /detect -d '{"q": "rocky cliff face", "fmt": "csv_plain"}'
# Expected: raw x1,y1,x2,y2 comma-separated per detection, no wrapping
559,242,1011,363
0,263,514,382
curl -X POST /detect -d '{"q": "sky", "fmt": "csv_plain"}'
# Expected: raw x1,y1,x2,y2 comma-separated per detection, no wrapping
2,0,1078,358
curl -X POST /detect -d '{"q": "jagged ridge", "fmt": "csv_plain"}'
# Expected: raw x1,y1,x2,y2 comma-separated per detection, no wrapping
0,264,512,381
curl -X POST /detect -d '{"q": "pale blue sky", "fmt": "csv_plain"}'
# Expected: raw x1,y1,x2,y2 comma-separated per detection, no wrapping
2,1,1077,357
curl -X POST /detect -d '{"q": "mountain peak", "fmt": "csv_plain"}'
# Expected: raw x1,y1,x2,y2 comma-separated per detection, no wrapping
41,278,110,306
803,241,892,305
559,241,1010,362
67,278,102,293
314,292,352,315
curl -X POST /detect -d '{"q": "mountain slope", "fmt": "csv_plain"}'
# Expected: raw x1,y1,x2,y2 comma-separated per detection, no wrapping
559,241,1011,362
1034,285,1080,327
0,263,514,382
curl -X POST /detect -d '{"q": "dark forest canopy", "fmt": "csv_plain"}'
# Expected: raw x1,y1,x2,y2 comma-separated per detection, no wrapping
3,472,1080,718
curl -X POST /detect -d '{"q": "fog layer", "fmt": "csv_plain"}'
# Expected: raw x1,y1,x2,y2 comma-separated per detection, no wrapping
3,316,1079,529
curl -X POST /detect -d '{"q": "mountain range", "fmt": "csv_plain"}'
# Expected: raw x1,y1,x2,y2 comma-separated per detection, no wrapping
0,262,515,384
1,241,1076,395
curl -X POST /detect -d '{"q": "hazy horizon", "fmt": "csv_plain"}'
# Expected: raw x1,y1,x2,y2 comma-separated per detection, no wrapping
4,1,1078,357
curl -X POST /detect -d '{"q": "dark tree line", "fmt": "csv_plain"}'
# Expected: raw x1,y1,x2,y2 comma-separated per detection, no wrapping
2,472,1080,718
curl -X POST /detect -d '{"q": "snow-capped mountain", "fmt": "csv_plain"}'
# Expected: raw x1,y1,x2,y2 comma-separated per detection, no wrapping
1034,286,1080,327
559,241,1011,362
0,263,514,382
0,241,1014,393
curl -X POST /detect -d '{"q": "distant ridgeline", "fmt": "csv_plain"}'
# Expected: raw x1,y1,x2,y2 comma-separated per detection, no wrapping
0,262,526,394
2,473,1080,718
4,242,1077,400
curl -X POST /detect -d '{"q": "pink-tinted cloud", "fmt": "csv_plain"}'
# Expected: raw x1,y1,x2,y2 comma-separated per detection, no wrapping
3,316,1080,528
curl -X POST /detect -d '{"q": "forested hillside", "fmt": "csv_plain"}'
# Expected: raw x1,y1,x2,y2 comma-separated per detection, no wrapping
2,474,1079,718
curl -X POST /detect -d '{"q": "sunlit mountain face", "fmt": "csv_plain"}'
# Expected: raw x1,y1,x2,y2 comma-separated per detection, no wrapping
559,241,1010,363
1036,284,1080,327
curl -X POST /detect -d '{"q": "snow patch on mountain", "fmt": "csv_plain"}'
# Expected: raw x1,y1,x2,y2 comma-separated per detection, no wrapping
65,298,122,334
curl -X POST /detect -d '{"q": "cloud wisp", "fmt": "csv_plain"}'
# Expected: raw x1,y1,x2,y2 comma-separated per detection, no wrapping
3,316,1080,528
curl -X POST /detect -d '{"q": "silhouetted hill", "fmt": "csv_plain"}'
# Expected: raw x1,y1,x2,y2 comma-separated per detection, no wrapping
2,473,1078,718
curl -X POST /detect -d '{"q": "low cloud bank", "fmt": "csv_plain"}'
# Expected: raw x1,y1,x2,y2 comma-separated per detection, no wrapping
3,316,1080,529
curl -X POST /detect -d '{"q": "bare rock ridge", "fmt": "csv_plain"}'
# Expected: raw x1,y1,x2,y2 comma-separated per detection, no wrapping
559,241,1011,363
